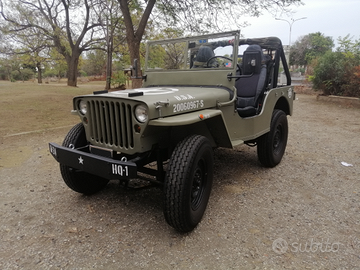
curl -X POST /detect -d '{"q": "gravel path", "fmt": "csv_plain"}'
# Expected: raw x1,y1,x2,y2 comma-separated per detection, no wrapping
0,94,359,269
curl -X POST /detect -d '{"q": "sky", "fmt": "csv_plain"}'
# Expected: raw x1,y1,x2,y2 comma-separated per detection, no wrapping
239,0,360,47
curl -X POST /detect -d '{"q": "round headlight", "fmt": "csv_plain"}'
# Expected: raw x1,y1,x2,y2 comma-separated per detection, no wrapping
79,100,87,115
135,104,148,123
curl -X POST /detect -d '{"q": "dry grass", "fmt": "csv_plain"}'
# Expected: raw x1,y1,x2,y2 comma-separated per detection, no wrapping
0,80,107,137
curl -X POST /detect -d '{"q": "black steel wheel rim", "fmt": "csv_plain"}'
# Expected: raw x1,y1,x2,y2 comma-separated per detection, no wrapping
191,159,206,210
273,124,283,154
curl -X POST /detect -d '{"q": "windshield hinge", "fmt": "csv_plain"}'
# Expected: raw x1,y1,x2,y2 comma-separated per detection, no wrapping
154,99,170,118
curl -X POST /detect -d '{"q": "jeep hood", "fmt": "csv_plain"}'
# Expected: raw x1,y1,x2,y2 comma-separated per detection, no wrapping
85,86,232,119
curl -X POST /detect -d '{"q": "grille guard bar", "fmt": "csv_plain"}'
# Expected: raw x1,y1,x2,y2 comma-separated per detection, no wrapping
49,143,137,180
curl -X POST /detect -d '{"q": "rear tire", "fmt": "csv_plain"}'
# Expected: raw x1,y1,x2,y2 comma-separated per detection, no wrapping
60,123,109,195
257,109,288,167
164,135,214,232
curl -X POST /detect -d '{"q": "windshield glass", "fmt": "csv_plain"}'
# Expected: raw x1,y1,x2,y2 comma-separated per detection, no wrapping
146,32,238,71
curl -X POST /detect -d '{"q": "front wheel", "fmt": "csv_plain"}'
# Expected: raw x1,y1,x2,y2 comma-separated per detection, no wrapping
164,135,214,232
60,123,109,195
257,109,288,167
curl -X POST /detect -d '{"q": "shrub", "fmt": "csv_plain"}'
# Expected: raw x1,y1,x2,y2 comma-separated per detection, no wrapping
312,51,344,95
111,71,127,89
311,36,360,97
11,68,34,81
312,51,360,97
342,65,360,97
44,69,58,78
79,70,87,77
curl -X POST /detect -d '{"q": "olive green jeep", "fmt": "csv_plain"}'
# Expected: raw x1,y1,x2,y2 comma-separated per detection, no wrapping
49,31,294,232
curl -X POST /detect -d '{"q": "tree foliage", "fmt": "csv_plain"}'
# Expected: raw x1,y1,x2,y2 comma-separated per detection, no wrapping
290,32,334,66
118,0,302,88
154,0,302,33
0,0,105,86
0,16,50,83
0,54,34,81
82,50,107,76
45,48,68,79
0,0,301,87
94,0,125,89
311,36,360,97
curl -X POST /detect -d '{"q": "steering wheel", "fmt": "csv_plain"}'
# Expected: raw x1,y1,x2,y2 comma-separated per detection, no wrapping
206,56,241,74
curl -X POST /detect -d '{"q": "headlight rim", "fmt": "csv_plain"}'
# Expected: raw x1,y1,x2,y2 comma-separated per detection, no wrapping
134,104,149,123
78,100,87,115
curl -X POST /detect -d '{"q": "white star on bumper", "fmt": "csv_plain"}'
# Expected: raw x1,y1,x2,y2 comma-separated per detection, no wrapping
78,156,84,164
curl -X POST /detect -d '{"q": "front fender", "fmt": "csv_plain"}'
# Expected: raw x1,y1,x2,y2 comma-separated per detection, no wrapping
148,109,222,126
149,109,232,148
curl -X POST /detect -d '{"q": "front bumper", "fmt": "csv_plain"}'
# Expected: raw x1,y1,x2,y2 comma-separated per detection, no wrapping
49,143,137,180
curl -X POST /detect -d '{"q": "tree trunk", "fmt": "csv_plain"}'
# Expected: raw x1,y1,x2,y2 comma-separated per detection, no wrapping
105,52,112,90
131,78,142,89
105,33,113,90
129,42,142,89
67,54,79,87
20,69,24,82
37,62,42,84
119,0,156,89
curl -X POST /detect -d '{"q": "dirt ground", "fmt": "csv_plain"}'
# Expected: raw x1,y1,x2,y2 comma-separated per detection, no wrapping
0,83,360,269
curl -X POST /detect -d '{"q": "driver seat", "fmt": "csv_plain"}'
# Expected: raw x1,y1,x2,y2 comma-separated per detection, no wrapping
235,45,267,117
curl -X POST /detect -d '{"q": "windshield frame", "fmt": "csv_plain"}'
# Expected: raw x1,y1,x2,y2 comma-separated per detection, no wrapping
144,31,240,72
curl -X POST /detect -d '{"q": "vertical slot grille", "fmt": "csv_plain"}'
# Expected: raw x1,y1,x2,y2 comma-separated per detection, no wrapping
88,100,134,149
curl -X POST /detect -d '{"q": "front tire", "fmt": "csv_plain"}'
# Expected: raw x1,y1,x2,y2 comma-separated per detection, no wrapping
164,135,214,232
257,109,288,167
60,123,109,195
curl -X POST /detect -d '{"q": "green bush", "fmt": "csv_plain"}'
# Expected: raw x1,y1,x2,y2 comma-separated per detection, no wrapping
312,51,360,97
79,70,87,77
311,36,360,97
111,71,127,89
44,69,58,78
11,68,34,81
312,51,343,95
342,65,360,97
